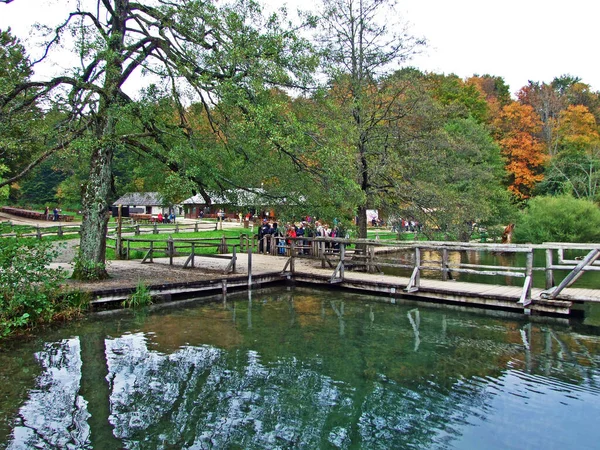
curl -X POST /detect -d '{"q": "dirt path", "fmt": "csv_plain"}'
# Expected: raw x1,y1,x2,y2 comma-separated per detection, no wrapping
2,210,269,291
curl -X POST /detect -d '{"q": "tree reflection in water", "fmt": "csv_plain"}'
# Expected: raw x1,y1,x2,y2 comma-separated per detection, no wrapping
3,288,600,449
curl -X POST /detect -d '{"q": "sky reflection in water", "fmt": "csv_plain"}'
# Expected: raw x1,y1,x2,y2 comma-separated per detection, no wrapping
2,287,600,449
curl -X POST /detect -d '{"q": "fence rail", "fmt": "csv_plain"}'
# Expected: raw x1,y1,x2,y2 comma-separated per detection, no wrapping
251,236,599,307
0,220,220,239
111,236,238,274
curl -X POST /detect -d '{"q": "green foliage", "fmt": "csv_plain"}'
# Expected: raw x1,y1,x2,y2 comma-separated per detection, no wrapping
123,281,153,309
0,164,9,202
71,255,108,281
0,238,69,338
426,73,490,123
538,149,600,202
513,195,600,244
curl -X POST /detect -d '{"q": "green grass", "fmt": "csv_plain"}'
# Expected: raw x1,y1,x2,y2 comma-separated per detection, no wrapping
0,222,80,242
106,229,248,260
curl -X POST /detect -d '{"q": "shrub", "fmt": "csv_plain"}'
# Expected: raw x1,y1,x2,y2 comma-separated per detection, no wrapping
0,238,69,338
513,196,600,244
123,280,153,308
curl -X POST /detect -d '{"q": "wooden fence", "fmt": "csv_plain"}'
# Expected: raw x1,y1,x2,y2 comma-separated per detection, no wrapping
0,220,220,239
111,236,238,274
253,237,599,306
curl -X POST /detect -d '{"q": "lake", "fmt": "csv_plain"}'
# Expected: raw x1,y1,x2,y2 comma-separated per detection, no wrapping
1,287,599,449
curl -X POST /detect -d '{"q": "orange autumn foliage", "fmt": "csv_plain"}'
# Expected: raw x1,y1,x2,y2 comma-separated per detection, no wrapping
494,102,547,199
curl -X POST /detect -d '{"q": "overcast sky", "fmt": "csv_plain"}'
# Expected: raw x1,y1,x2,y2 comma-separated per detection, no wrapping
1,0,599,96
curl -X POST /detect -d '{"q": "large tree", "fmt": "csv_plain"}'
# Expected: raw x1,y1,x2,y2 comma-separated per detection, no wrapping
1,0,315,279
317,0,425,238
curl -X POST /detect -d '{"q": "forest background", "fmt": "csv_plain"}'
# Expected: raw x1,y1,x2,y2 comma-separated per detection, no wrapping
1,0,600,281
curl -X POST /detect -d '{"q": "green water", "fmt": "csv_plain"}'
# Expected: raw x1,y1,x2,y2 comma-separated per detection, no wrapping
1,287,600,449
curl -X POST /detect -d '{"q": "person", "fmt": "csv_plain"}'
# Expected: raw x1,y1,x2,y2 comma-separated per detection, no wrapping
157,212,163,223
285,224,297,255
259,221,271,253
296,223,306,254
270,222,283,254
53,207,59,221
44,206,49,221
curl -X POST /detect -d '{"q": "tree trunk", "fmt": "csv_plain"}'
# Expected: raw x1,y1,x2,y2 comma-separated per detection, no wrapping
73,143,113,280
357,204,368,240
73,0,126,280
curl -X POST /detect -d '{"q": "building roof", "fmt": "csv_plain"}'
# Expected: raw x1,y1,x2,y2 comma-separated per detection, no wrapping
182,189,265,206
113,192,164,207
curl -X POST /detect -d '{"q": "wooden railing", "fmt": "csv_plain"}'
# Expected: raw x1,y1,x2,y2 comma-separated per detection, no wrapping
269,237,599,306
0,221,219,239
114,236,238,274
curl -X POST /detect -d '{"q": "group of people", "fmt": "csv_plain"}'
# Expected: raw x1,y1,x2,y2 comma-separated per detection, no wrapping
156,212,176,224
257,219,344,254
44,206,60,221
390,218,421,233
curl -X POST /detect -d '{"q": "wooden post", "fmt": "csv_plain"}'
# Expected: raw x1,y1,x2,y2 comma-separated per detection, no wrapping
135,224,140,236
58,225,63,237
168,237,174,265
149,241,154,263
320,240,326,268
545,248,554,289
248,245,253,288
232,245,237,273
290,239,295,274
367,245,375,273
340,243,345,280
175,223,179,233
191,242,195,268
126,240,130,260
36,225,42,239
415,247,421,287
194,222,199,233
442,248,449,281
116,204,123,259
153,222,158,234
523,250,534,305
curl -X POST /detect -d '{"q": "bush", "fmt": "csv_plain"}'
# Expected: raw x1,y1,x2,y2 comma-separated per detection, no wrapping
0,238,70,338
123,280,153,308
513,196,600,244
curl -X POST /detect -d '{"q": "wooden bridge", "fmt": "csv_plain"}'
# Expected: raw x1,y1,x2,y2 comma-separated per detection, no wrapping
107,234,599,317
267,237,600,316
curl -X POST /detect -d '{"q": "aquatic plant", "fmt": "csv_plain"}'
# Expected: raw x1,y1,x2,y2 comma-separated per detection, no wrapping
123,280,153,309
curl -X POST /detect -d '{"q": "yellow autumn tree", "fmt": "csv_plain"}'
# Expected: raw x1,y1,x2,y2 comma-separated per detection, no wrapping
557,105,600,154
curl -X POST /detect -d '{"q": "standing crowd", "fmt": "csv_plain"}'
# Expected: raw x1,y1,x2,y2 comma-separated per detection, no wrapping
257,218,346,255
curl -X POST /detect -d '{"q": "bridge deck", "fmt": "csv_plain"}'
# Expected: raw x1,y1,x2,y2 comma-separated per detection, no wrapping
289,257,599,315
69,253,598,316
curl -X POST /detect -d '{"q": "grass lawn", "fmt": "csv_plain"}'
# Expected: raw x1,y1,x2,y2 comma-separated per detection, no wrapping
106,228,249,260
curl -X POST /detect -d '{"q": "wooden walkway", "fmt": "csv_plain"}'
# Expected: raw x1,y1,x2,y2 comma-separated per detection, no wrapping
77,251,599,316
55,234,598,317
290,260,593,316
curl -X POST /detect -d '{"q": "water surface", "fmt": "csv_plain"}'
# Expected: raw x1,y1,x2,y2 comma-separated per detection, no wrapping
1,287,599,449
